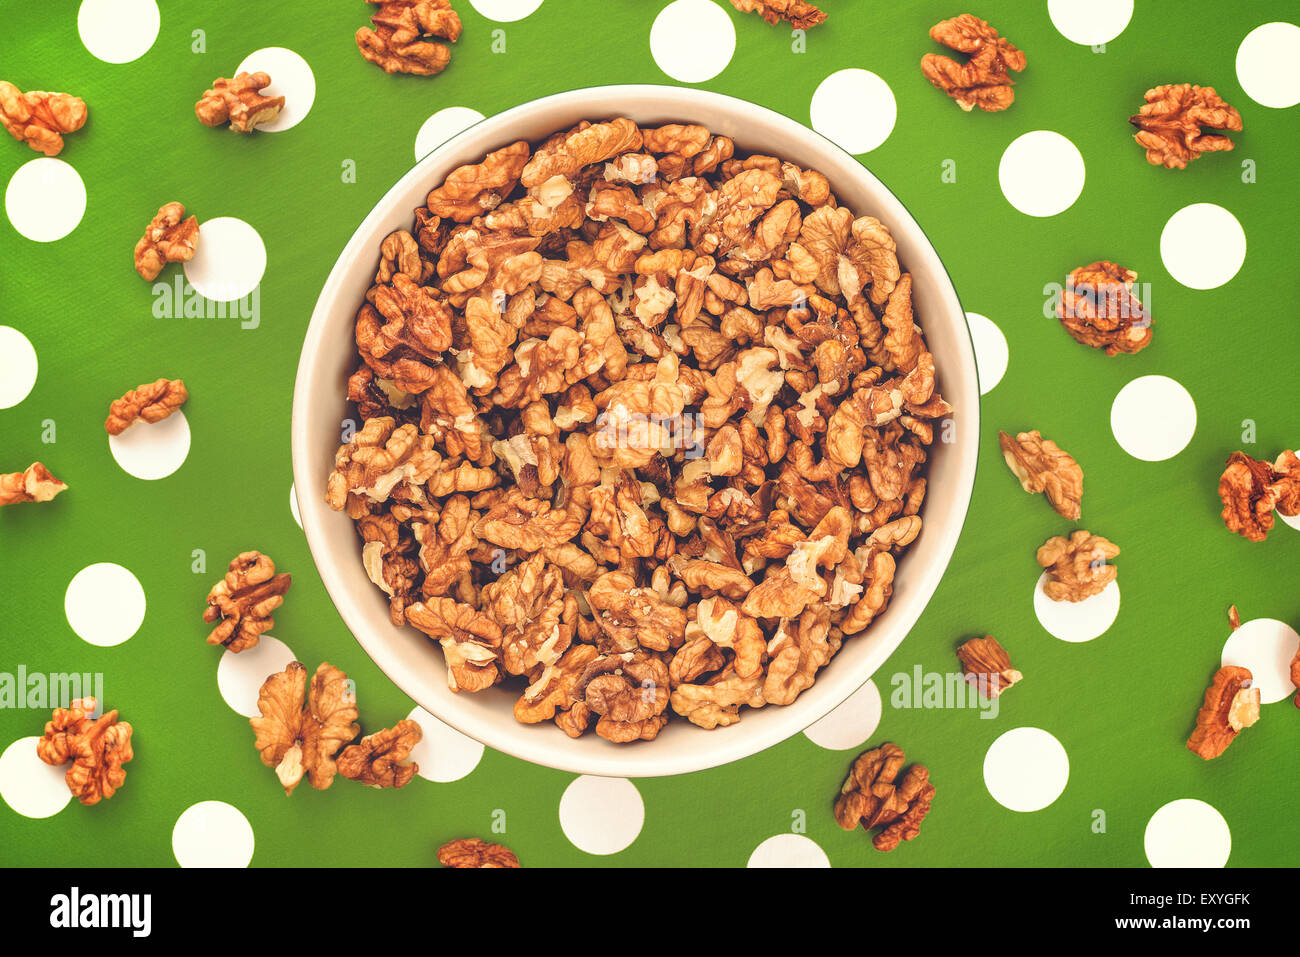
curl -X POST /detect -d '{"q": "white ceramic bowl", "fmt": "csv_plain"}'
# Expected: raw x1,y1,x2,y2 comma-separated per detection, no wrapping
292,85,978,778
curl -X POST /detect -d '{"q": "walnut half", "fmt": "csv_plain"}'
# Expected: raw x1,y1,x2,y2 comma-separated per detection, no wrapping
1186,665,1259,760
1218,449,1300,542
105,378,189,435
956,635,1021,698
195,72,284,133
37,698,134,805
834,741,935,852
202,551,292,653
920,14,1025,113
0,462,67,506
998,430,1083,520
0,81,86,156
437,837,520,868
1130,84,1242,170
250,662,360,794
1036,530,1118,602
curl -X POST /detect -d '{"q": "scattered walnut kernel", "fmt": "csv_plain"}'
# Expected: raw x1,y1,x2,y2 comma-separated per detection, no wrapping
0,462,67,506
1036,530,1118,602
834,742,935,852
920,14,1026,112
1186,665,1259,760
1130,84,1242,169
195,72,284,133
437,837,520,868
728,0,826,29
104,378,189,435
250,662,360,794
1291,646,1300,709
998,430,1083,520
337,719,422,788
356,0,463,76
329,117,951,740
1057,261,1151,356
955,635,1021,698
202,551,292,653
0,81,86,156
134,203,198,280
1218,450,1300,542
36,698,133,805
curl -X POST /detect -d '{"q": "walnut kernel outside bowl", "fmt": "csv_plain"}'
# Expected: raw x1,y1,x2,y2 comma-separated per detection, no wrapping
291,85,979,777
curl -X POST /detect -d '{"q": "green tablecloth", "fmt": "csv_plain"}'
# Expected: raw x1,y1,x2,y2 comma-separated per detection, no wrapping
1,0,1297,867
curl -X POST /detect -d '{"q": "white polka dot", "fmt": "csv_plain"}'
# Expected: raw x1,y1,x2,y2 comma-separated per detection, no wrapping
1159,204,1246,290
289,482,302,529
415,106,486,161
184,217,266,302
965,312,1009,395
1048,0,1133,46
1221,618,1300,705
468,0,544,21
998,131,1086,217
1110,375,1197,461
65,563,146,647
1033,573,1120,643
235,48,315,132
810,69,897,154
77,0,159,64
1145,799,1231,868
983,727,1069,812
559,776,644,855
747,833,830,868
1236,22,1300,108
803,679,882,750
216,635,296,717
5,159,86,242
0,737,72,819
108,407,190,480
650,0,736,84
0,327,38,409
172,801,255,868
407,707,484,782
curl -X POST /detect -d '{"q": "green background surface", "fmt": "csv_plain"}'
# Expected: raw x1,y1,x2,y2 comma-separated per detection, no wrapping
1,0,1297,867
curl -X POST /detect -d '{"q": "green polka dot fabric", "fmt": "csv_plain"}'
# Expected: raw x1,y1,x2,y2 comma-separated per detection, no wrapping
2,0,1298,867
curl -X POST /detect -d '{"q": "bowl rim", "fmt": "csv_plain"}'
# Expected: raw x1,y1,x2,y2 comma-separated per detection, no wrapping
292,83,979,778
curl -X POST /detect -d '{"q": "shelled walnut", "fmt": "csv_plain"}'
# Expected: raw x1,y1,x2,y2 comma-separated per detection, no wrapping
202,551,291,652
920,14,1025,113
998,430,1082,520
728,0,826,29
1036,530,1118,602
337,719,422,788
1218,449,1300,542
195,72,284,133
834,741,935,852
327,116,953,741
356,0,463,76
955,635,1021,698
1130,84,1242,169
105,378,189,434
37,698,133,805
1056,261,1151,356
0,82,86,155
1186,665,1259,760
0,462,67,506
250,662,359,794
437,837,520,867
134,203,199,280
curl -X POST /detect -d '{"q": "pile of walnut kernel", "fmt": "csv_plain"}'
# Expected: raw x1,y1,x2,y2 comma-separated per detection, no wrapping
327,117,951,744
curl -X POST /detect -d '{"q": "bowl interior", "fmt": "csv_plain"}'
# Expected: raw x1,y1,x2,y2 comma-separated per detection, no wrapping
292,85,979,778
